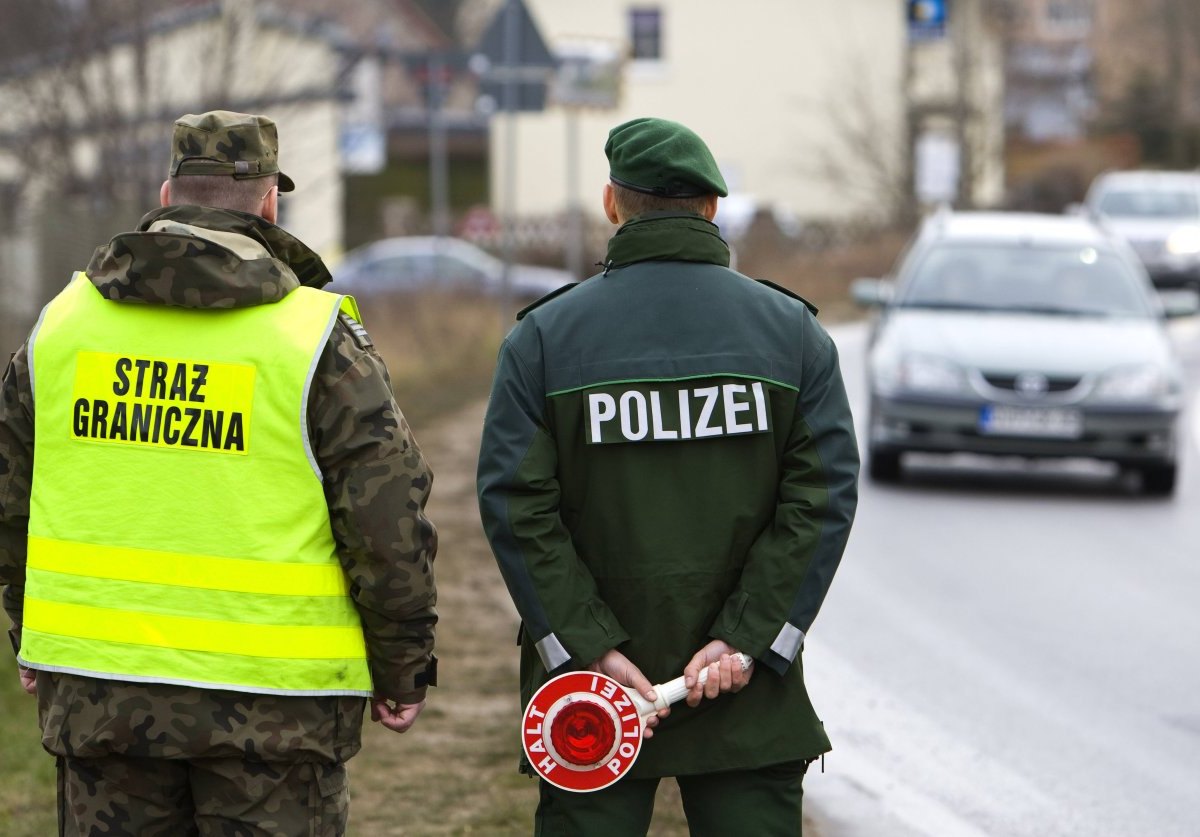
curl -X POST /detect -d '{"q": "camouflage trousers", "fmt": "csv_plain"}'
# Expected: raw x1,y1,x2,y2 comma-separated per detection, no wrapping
57,753,348,837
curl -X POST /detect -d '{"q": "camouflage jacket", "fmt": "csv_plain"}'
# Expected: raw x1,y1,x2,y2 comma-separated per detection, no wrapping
0,205,437,762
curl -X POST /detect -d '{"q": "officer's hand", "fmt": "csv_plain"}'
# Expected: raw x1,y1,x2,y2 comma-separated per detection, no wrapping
18,666,36,695
371,694,425,734
588,648,670,738
683,640,753,708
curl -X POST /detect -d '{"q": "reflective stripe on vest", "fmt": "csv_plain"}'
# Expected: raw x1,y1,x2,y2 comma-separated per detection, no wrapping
22,273,372,696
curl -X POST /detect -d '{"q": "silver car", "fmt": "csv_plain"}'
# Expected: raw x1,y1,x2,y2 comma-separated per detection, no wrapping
854,211,1198,496
1082,170,1200,290
331,236,574,300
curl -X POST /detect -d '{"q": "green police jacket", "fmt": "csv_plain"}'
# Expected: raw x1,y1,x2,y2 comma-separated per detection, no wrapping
477,213,859,777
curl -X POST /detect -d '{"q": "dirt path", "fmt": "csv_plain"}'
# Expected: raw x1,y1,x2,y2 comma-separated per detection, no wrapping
348,399,535,835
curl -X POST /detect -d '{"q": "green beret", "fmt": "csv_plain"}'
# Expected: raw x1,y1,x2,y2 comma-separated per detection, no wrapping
170,110,295,192
605,117,728,198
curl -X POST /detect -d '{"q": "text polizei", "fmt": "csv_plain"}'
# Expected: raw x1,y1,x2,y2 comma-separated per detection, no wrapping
586,380,771,445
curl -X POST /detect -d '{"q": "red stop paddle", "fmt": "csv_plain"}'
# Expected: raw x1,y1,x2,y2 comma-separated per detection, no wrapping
521,653,753,792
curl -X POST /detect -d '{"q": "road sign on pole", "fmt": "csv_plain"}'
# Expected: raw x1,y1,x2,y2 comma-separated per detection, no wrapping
474,0,557,113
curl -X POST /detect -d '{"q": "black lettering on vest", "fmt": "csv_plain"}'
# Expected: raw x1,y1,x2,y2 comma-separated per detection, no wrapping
91,399,109,437
169,363,188,401
134,359,151,397
113,358,132,396
181,408,200,447
190,364,208,403
224,412,245,451
109,401,128,441
201,410,223,448
162,406,181,444
130,402,152,442
149,361,168,400
73,399,89,437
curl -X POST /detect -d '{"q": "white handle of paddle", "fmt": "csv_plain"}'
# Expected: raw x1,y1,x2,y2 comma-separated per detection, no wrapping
630,652,754,716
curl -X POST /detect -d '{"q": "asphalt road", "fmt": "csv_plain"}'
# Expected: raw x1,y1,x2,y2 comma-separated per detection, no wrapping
803,317,1200,837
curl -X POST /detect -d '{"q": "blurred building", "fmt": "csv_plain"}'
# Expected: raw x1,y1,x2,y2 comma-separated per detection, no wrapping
1000,0,1200,209
478,0,1005,228
1001,0,1200,152
1091,0,1200,166
0,1,347,345
1003,0,1095,142
906,0,1008,210
483,0,909,225
283,0,493,249
0,0,497,345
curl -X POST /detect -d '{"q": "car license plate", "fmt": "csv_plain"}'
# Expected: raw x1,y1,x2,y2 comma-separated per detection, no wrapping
979,405,1083,439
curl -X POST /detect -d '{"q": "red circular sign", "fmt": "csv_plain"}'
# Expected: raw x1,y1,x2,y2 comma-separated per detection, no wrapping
522,670,645,792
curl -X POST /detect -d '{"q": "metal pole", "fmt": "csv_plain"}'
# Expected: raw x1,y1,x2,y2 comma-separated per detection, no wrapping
429,52,451,240
951,1,972,209
565,106,584,279
500,0,519,316
1162,0,1186,167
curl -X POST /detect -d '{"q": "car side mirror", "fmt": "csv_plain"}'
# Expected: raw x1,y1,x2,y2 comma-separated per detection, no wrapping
851,278,894,308
1157,288,1200,319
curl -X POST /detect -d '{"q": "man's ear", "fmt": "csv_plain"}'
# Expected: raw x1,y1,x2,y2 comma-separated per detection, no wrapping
160,179,171,207
260,185,278,224
702,194,718,222
602,183,620,225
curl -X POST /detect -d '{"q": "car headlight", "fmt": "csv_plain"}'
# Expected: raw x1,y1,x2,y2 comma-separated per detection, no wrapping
874,354,969,395
1166,226,1200,256
1093,364,1169,401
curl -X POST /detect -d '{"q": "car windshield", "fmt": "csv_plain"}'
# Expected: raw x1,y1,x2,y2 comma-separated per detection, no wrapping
1097,189,1200,219
898,243,1153,318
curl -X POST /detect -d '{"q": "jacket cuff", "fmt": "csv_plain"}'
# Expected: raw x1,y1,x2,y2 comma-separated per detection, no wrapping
710,624,801,677
391,686,428,705
373,654,437,702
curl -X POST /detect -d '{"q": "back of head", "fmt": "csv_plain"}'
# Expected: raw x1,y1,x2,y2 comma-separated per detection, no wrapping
165,110,295,216
605,117,727,218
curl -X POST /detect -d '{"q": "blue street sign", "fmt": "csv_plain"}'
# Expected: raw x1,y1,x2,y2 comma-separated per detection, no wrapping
908,0,947,41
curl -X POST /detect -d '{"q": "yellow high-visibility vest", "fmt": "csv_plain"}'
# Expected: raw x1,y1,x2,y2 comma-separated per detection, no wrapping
21,273,372,696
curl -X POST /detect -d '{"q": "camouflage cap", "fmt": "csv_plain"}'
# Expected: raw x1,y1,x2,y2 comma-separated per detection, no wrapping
605,117,728,198
170,110,295,192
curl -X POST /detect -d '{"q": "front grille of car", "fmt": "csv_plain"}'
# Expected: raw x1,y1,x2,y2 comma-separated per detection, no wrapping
981,373,1082,394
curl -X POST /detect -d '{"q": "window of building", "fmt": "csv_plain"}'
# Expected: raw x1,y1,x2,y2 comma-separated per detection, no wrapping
629,8,662,61
1042,0,1093,36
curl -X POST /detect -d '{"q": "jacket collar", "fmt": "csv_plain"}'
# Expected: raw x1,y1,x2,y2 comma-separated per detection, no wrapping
603,212,731,272
84,205,332,309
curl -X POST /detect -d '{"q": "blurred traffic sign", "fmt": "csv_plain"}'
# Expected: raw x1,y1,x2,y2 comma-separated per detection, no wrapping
908,0,947,41
915,131,960,204
552,38,623,110
340,124,386,174
474,0,557,112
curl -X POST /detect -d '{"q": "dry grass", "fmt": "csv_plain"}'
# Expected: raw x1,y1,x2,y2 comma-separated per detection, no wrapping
361,292,511,430
0,656,57,837
737,227,910,324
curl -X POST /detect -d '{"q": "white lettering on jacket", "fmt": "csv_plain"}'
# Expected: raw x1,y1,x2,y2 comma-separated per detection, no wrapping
586,381,771,444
